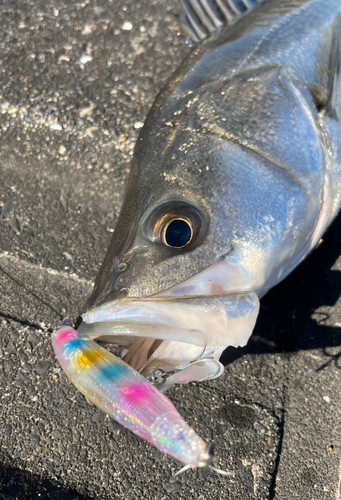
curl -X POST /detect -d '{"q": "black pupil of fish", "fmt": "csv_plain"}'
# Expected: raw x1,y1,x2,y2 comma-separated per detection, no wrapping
165,219,192,248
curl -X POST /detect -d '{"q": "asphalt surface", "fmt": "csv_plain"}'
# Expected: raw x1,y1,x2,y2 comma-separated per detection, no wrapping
0,0,340,499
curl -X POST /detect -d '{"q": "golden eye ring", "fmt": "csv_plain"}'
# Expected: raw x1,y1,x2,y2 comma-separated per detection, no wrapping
145,201,205,250
162,217,194,249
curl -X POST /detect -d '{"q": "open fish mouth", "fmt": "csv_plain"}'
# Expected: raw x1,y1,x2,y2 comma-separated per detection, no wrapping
78,292,259,389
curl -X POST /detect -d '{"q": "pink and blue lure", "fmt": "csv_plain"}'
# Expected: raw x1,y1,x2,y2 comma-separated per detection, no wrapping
52,326,217,471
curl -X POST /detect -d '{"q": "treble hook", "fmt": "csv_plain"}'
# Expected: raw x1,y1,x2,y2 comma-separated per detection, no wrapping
149,344,208,386
150,367,180,386
149,355,222,386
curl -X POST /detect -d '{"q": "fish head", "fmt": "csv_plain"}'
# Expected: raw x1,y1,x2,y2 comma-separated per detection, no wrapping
81,132,262,387
80,75,306,388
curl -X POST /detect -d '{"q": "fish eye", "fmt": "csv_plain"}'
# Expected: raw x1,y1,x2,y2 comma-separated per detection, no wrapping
163,218,193,248
146,202,204,250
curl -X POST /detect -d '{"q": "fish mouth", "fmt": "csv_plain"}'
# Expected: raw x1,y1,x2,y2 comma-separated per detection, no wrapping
78,292,259,389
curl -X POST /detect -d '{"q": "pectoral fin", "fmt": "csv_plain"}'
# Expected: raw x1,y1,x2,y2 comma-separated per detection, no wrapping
324,35,341,120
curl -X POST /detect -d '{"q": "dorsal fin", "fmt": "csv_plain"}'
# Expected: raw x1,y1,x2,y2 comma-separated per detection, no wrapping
178,0,263,42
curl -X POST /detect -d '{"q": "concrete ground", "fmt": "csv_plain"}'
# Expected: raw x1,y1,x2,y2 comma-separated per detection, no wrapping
0,0,340,499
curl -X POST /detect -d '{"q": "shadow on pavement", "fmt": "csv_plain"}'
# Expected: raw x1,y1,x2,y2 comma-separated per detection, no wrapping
0,459,91,500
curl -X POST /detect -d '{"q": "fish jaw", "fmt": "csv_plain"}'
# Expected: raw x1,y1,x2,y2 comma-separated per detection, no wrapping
80,292,259,388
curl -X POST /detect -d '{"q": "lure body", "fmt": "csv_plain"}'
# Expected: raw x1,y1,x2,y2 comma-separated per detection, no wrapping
52,326,210,468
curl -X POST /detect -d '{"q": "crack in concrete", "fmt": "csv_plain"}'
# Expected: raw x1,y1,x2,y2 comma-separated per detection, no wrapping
239,399,287,499
268,384,288,500
269,407,285,500
0,310,51,332
0,264,64,320
0,253,93,286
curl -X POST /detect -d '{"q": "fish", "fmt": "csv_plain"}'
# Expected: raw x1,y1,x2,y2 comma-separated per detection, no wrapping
52,0,341,473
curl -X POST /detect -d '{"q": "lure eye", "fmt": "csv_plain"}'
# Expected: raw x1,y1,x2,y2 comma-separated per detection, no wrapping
146,202,204,250
164,218,193,248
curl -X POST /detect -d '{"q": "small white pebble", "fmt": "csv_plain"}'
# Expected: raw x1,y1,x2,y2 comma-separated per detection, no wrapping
82,25,93,35
50,123,62,131
323,396,331,404
122,21,133,30
86,126,99,138
134,121,144,129
58,54,70,63
334,322,341,327
58,145,67,155
79,55,93,64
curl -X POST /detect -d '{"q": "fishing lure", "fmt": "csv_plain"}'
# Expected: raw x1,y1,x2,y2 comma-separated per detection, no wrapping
52,324,229,478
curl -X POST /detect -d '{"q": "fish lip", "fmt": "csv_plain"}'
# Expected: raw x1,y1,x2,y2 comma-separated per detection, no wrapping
79,292,260,386
81,292,258,347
